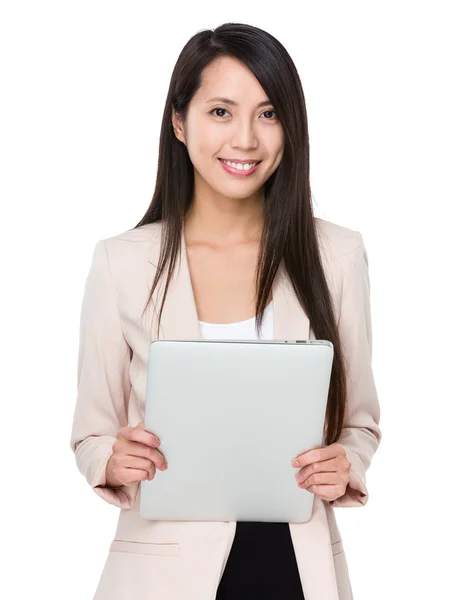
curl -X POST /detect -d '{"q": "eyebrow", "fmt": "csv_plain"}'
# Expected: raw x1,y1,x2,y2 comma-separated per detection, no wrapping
205,97,273,108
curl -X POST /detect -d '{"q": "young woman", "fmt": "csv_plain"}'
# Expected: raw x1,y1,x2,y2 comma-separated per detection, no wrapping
70,23,381,600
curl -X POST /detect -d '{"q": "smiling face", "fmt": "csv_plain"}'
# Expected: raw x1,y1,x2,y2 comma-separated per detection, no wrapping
172,55,285,204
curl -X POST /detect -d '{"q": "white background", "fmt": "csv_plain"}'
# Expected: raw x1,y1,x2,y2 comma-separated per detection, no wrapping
2,1,453,598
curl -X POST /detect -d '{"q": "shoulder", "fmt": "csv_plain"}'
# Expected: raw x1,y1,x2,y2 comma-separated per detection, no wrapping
88,223,164,298
103,222,162,247
99,222,163,264
314,217,365,262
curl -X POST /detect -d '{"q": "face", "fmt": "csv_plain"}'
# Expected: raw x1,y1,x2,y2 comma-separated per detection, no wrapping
172,56,284,204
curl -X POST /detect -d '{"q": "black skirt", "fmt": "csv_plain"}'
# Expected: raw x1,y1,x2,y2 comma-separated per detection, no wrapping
215,522,305,600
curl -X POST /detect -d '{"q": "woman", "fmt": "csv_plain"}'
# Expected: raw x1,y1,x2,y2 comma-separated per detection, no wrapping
70,23,381,600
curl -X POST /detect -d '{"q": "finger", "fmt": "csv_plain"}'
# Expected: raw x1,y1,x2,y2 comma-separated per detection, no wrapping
117,466,151,485
113,436,167,470
118,424,160,448
306,484,343,501
123,441,168,471
110,451,157,479
134,421,161,447
121,455,157,478
115,455,157,481
291,444,341,468
298,471,342,488
296,458,339,483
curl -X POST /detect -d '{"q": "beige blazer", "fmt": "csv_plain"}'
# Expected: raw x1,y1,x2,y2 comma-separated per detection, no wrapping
70,217,381,600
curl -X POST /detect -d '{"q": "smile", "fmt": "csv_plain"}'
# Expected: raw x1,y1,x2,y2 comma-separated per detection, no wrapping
218,158,262,176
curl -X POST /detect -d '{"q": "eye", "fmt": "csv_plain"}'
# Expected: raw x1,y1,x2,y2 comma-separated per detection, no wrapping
210,107,231,118
260,110,277,119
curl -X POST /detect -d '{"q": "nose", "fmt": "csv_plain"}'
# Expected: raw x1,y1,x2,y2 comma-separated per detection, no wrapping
230,118,259,152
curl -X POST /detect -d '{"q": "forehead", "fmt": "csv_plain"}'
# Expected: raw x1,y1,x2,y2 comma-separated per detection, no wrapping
193,56,267,104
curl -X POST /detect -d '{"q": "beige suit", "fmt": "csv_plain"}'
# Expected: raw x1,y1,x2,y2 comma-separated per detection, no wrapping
70,217,381,600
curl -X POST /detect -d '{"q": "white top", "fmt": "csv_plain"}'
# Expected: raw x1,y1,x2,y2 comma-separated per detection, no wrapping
198,301,274,340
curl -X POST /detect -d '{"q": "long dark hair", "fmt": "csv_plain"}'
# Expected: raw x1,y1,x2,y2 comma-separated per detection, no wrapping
133,23,347,445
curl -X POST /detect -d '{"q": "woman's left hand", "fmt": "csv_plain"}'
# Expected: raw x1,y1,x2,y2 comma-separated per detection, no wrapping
291,443,351,501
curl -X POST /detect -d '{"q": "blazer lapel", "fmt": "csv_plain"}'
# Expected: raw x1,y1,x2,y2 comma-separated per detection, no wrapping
146,223,200,340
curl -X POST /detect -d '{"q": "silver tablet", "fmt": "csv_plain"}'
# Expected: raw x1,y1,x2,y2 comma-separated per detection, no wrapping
140,339,333,523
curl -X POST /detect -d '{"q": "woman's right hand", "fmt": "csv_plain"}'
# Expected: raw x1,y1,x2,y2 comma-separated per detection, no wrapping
105,420,168,488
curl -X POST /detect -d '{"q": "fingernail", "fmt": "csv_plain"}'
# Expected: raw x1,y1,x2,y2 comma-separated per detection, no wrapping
162,462,168,471
296,473,303,482
292,459,299,467
153,438,160,447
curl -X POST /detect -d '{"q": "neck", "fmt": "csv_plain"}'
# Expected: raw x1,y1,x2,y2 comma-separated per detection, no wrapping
184,191,265,246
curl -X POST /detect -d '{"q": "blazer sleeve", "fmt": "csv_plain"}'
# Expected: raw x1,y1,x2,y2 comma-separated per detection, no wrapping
329,231,382,508
69,239,139,509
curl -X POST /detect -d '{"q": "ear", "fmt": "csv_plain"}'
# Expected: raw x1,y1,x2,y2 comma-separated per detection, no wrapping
171,107,186,145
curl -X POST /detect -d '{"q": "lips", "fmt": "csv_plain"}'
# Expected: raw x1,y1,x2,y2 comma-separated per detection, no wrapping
218,158,262,176
218,158,262,166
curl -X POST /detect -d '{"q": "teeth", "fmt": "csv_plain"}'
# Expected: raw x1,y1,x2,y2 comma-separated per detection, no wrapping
220,159,258,170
